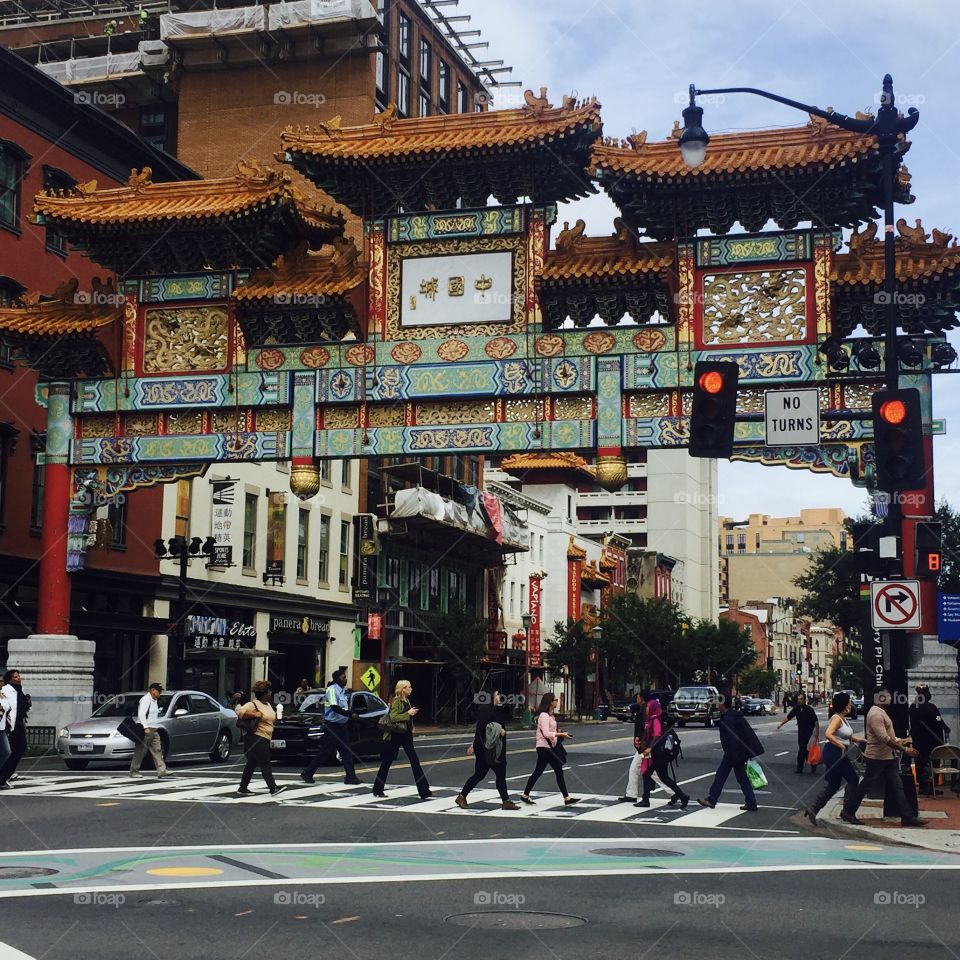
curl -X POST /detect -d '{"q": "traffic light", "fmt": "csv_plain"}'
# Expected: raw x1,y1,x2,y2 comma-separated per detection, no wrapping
689,360,739,458
850,521,880,575
871,387,926,493
915,521,942,578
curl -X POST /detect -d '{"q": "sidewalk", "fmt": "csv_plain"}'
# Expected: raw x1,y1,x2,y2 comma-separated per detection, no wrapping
818,790,960,854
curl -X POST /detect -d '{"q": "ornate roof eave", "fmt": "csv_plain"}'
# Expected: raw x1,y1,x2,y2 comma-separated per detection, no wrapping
281,90,603,213
567,536,588,561
581,561,611,588
591,120,911,240
0,283,118,378
34,162,345,275
501,451,597,482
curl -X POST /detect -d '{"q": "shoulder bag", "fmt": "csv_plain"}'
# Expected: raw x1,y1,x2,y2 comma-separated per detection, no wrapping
236,702,261,735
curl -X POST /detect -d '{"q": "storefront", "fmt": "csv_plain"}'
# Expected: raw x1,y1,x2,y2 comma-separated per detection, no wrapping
180,612,262,703
267,614,330,701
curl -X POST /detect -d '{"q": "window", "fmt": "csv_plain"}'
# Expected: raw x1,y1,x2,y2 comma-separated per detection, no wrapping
0,276,24,308
338,520,350,587
187,694,218,714
341,460,352,490
375,50,388,109
318,514,331,583
419,92,431,117
755,532,760,551
438,60,450,112
449,569,462,608
737,533,746,553
419,38,431,86
297,509,309,581
174,479,191,538
397,12,411,63
319,460,330,482
242,492,258,570
266,493,287,581
139,107,169,152
457,80,468,113
428,567,441,610
30,452,44,533
0,142,28,232
386,554,400,589
509,581,515,618
467,457,479,486
539,535,544,561
42,167,75,254
108,497,127,549
725,534,733,553
409,562,423,608
397,68,410,117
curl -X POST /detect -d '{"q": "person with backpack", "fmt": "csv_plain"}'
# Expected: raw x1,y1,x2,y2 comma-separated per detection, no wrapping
455,689,519,810
698,694,764,811
617,690,646,802
637,696,689,809
236,679,286,797
519,692,579,806
372,679,432,799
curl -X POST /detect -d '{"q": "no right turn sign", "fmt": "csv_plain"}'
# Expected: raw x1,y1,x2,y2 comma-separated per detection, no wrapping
870,579,922,630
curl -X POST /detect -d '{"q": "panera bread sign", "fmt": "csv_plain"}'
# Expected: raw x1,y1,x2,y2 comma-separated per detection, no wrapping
270,614,330,638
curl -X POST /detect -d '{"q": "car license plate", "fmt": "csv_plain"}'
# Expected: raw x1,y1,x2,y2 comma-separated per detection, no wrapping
76,742,94,752
270,739,286,749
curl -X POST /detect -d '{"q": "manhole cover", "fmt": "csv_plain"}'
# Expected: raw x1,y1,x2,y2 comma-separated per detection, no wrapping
0,866,59,880
445,911,586,930
589,847,685,859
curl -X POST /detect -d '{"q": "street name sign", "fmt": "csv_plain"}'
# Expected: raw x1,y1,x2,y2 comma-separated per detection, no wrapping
764,388,820,446
870,579,922,630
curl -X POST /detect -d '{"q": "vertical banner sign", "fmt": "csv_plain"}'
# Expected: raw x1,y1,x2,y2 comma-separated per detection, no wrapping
368,611,383,640
266,491,286,580
528,576,542,667
568,560,582,623
352,513,378,601
210,479,236,566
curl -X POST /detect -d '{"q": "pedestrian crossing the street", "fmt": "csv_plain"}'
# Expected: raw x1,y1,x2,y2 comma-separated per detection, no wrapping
3,774,795,832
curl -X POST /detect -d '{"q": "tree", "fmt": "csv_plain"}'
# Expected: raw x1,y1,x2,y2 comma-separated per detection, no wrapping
429,605,489,723
598,593,686,689
831,652,866,691
738,665,779,697
543,618,593,717
792,545,861,640
936,499,960,593
683,618,757,690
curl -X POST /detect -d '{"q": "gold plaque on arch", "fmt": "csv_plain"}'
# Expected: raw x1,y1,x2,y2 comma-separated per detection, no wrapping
142,305,229,373
700,268,807,346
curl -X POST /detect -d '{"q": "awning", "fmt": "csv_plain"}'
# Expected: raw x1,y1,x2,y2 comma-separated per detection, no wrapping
184,648,285,659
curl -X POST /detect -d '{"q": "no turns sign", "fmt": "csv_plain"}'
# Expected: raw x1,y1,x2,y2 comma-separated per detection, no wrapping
870,579,922,630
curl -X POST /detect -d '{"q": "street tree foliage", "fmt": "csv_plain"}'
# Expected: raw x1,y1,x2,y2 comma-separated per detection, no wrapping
832,652,866,690
430,605,488,681
599,593,686,687
792,545,861,640
936,499,960,594
681,618,758,688
738,665,779,697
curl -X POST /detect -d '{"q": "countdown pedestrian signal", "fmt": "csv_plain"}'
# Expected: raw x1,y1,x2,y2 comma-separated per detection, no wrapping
871,387,926,493
689,360,739,458
915,521,942,579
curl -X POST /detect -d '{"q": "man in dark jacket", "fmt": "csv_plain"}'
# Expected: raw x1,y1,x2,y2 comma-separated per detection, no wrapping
455,690,519,810
910,684,948,796
698,694,764,811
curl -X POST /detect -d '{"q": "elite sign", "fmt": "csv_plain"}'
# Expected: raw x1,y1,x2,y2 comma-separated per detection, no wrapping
764,388,820,446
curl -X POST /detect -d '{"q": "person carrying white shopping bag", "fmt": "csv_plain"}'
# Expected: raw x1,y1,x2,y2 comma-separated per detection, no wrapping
698,694,765,812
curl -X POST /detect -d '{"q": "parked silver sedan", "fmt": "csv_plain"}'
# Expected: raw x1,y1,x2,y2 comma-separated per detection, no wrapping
57,690,238,770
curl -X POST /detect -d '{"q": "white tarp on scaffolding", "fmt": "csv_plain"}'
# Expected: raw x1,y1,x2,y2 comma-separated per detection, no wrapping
160,6,267,40
36,51,143,83
391,486,526,548
269,0,378,29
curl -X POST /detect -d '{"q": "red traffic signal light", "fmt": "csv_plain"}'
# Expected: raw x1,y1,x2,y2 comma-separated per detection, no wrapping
689,360,739,458
871,387,926,493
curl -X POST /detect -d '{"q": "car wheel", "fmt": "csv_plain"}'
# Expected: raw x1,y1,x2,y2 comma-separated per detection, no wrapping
64,759,89,771
209,730,231,763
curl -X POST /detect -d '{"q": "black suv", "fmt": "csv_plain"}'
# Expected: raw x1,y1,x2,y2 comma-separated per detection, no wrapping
666,685,721,727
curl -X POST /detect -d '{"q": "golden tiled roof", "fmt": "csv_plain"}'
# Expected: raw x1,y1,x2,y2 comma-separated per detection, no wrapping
280,94,602,162
592,119,888,180
35,161,343,231
234,241,365,303
501,452,595,478
833,225,960,285
598,553,617,571
541,233,674,282
581,561,611,586
0,288,119,337
567,537,587,561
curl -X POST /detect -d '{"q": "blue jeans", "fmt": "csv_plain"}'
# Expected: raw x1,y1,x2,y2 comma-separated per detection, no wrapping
707,756,757,808
823,742,859,795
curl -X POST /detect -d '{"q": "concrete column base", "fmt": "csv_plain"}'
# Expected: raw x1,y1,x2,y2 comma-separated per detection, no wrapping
6,634,95,728
909,638,959,739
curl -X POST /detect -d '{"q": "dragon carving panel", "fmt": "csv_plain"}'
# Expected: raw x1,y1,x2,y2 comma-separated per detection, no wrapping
142,306,230,374
701,268,808,345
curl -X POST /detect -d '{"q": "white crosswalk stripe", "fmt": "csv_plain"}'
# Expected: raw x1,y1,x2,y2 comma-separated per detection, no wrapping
4,774,795,831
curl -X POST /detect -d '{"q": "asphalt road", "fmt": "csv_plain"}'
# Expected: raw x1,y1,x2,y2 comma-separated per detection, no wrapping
2,711,958,959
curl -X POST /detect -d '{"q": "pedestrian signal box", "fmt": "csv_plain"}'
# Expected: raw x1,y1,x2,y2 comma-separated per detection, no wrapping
915,521,942,578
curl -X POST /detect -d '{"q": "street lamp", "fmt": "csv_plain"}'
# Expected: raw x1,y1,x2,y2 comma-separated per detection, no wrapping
591,624,603,712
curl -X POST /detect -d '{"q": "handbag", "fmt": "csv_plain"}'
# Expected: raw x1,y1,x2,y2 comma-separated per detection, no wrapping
117,715,145,744
553,740,568,764
236,709,261,735
378,714,407,735
807,740,823,766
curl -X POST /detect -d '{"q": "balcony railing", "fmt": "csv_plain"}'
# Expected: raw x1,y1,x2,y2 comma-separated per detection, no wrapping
577,489,647,506
576,517,647,533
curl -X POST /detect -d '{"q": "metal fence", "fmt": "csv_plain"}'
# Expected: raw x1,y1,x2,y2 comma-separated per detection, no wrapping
26,726,56,749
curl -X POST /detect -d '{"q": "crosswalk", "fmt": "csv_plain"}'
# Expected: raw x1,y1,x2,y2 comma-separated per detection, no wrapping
3,774,793,831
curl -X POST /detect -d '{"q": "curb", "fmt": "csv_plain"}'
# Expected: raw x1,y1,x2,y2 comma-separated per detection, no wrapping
804,800,960,854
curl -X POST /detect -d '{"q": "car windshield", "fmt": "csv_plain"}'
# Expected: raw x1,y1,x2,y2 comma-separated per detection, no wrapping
675,687,713,701
91,694,173,718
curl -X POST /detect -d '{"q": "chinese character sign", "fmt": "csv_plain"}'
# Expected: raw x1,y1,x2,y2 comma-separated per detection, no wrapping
401,251,513,326
210,479,236,566
528,576,542,667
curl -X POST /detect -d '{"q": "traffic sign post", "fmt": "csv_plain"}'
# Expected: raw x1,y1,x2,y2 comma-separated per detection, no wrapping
764,388,820,446
870,579,922,631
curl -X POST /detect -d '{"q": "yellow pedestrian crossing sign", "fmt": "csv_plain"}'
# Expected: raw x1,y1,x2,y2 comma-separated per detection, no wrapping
360,665,381,693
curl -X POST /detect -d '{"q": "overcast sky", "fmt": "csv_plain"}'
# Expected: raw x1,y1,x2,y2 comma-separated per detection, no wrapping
457,0,960,521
